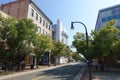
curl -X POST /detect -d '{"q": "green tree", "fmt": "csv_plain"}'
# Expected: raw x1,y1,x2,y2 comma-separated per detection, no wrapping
15,19,37,55
14,19,37,70
62,45,73,62
72,52,83,62
0,15,18,71
91,20,120,68
33,34,53,68
0,15,37,71
112,39,120,61
51,41,65,65
72,32,91,58
93,20,120,58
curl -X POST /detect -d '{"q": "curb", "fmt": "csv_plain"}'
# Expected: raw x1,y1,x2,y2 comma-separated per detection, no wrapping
74,67,86,80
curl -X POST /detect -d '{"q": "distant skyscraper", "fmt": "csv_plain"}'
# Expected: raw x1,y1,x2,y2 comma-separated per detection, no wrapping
52,19,68,44
95,4,120,31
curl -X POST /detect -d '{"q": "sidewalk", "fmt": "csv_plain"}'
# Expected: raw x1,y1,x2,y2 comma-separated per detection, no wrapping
0,65,50,75
92,68,120,80
79,66,120,80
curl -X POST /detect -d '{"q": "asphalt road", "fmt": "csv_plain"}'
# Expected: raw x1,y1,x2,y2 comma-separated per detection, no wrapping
2,63,86,80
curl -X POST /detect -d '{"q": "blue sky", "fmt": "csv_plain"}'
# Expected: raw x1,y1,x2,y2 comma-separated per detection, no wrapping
1,0,120,46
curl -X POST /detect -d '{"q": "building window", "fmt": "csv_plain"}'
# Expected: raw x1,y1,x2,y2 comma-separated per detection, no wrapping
43,20,45,26
102,18,106,22
107,16,112,21
118,14,120,19
31,9,34,17
36,13,38,20
46,23,48,29
38,27,41,33
40,17,42,23
112,15,118,19
111,9,117,15
43,29,44,34
49,25,51,30
117,7,120,14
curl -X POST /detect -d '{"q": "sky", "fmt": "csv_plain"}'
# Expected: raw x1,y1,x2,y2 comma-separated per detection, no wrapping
1,0,120,46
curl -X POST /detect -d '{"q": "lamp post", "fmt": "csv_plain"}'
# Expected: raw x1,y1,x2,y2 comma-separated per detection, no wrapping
71,21,92,80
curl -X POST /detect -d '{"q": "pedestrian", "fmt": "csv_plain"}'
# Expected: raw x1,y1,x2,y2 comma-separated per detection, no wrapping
20,60,24,71
92,59,98,71
94,59,98,71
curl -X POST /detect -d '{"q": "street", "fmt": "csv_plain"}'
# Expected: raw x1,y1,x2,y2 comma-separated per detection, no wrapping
2,63,86,80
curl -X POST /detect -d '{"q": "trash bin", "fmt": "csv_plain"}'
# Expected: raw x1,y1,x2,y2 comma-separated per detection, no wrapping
30,64,34,69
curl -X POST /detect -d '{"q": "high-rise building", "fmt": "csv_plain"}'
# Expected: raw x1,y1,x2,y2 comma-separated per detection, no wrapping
52,19,68,45
0,0,52,36
52,19,68,64
95,4,120,31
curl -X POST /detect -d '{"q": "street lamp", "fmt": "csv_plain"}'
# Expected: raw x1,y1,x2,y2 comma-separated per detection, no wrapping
71,21,92,80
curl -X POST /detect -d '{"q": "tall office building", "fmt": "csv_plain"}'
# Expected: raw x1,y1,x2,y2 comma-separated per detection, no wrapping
95,4,120,31
0,0,52,36
52,19,68,45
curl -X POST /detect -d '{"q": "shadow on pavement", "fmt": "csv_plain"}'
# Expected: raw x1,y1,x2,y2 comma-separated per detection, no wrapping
35,63,84,80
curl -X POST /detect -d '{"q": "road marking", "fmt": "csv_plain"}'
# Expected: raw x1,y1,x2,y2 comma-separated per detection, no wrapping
32,75,48,80
74,67,85,80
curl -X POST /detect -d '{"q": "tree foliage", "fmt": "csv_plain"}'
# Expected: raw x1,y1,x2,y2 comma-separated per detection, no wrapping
15,19,37,56
0,15,17,57
51,41,66,64
72,52,83,62
0,15,18,71
0,14,37,71
72,32,91,58
92,20,120,58
72,20,120,66
33,34,53,67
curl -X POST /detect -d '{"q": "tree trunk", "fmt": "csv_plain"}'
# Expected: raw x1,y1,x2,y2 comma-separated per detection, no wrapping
4,58,8,72
36,58,39,68
54,57,57,66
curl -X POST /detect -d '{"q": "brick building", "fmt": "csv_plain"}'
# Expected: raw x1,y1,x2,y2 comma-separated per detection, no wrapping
0,0,52,36
0,0,52,66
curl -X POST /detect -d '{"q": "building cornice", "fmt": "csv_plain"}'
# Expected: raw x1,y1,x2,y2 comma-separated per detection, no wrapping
99,4,120,12
29,0,52,25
